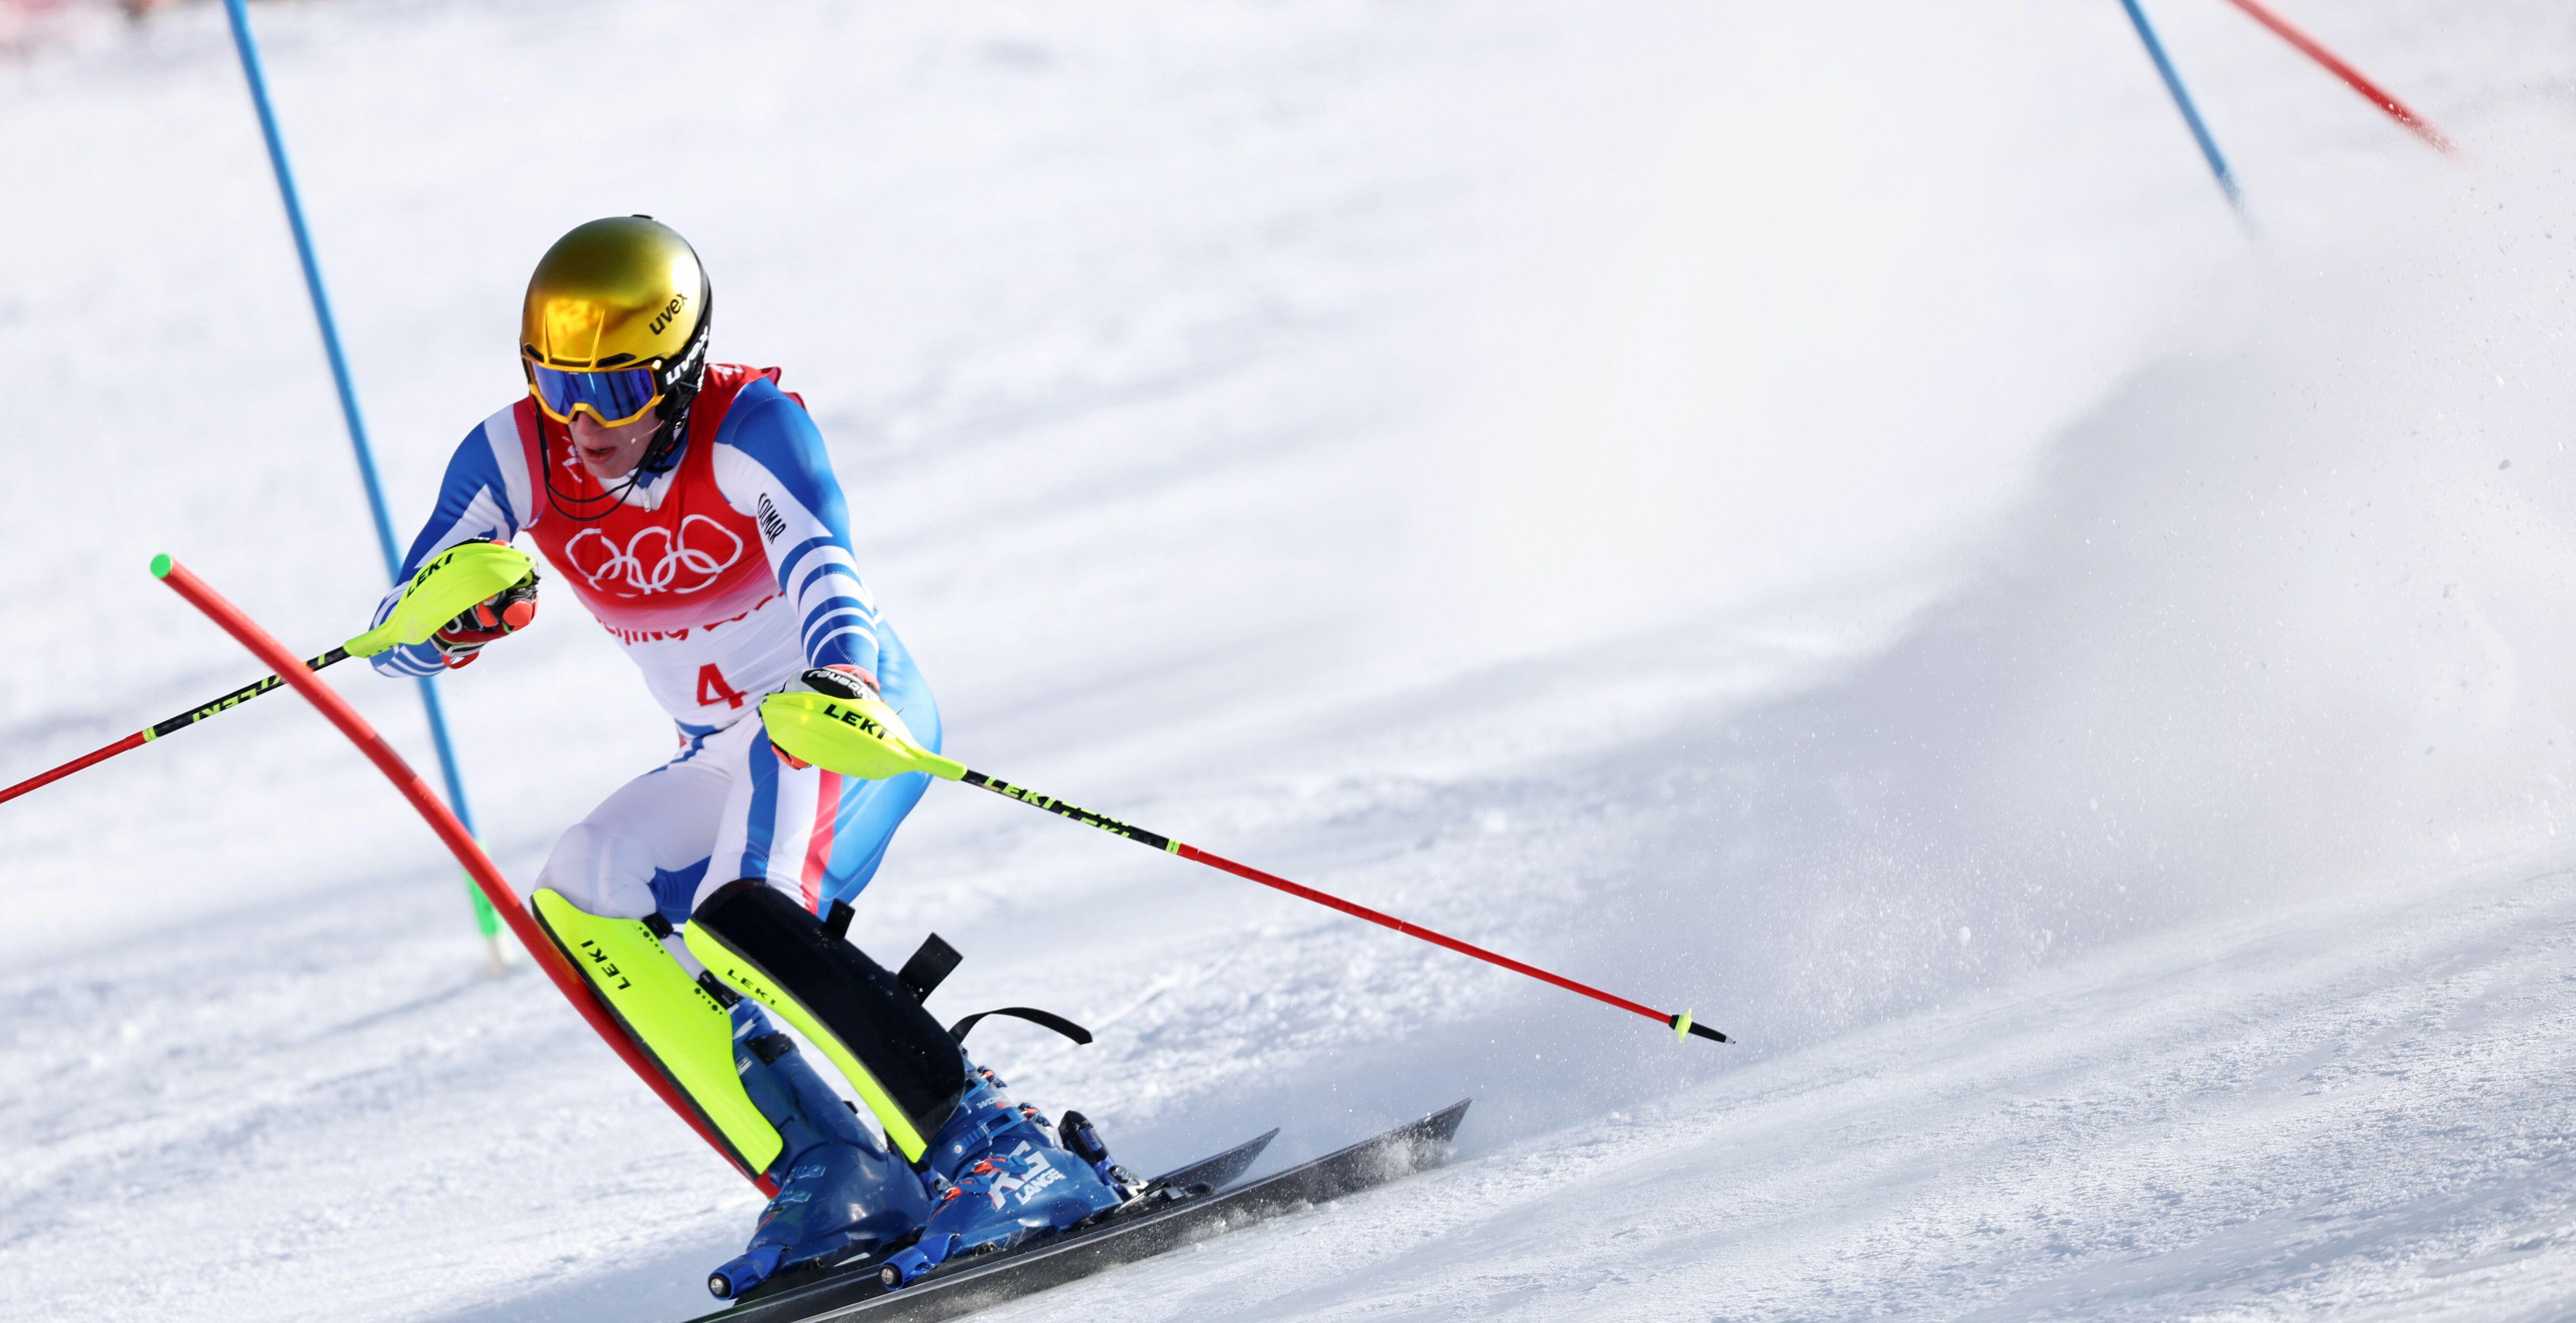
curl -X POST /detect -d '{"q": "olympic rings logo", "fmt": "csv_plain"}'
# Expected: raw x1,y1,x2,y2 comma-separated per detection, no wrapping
562,515,745,597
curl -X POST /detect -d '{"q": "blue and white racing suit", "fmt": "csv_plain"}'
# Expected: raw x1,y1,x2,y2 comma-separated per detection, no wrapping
378,366,937,922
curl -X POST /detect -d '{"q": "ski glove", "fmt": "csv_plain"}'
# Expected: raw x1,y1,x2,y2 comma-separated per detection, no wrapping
433,564,541,669
770,665,878,770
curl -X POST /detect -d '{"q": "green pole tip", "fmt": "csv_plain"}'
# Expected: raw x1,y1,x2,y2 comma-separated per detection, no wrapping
148,553,173,579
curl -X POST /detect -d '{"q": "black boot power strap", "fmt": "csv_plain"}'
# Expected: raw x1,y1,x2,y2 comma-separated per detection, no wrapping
948,1007,1093,1046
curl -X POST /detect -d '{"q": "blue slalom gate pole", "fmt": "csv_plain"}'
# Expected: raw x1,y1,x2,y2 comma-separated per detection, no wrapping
221,0,507,968
2116,0,2250,223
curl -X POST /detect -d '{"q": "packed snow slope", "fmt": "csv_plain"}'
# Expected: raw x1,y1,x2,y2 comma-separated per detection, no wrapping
4,2,2575,1319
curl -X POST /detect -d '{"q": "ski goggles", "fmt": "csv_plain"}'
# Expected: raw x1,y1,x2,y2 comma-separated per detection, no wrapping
523,360,665,427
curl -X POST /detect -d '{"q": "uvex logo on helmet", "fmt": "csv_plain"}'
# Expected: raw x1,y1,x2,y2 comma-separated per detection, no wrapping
649,292,690,337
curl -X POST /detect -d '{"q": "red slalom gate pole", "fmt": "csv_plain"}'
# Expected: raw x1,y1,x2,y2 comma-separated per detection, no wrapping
152,554,777,1196
2216,0,2456,155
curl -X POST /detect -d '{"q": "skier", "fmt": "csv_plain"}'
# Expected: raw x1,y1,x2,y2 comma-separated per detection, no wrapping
373,216,1133,1296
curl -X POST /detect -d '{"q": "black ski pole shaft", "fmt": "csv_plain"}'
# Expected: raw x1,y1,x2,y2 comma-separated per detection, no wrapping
0,648,349,807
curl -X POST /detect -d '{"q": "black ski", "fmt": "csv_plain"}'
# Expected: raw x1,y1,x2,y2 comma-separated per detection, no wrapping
1132,1127,1282,1196
692,1100,1469,1323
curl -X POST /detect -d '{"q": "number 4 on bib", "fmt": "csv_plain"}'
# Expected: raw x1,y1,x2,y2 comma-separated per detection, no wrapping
698,664,749,710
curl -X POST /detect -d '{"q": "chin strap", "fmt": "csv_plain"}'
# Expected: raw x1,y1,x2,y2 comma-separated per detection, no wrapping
540,434,650,524
638,280,714,476
636,401,693,476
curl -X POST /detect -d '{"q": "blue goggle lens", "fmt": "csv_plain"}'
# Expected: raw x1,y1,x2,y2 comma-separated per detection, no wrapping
529,364,660,425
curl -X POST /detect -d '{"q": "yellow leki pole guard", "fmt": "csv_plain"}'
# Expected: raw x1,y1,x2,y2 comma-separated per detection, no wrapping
759,690,964,783
344,541,537,658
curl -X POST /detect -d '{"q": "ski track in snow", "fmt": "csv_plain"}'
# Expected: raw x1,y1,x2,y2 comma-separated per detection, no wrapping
980,855,2576,1322
5,1,2576,1320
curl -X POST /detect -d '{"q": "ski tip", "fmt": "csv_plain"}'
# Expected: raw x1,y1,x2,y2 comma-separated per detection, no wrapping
148,553,172,580
1413,1099,1473,1147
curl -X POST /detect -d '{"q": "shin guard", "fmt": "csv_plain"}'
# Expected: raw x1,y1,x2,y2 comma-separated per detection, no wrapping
530,889,785,1179
684,879,969,1164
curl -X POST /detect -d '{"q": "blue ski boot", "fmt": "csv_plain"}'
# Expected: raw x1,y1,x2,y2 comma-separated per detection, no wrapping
876,1061,1141,1286
523,889,936,1301
706,1003,934,1299
677,881,1140,1290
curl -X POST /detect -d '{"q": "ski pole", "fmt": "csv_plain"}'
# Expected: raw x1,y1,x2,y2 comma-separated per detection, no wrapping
762,691,1731,1045
0,649,348,808
0,543,535,810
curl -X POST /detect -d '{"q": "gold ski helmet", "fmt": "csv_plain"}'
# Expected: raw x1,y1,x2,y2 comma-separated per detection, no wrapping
520,216,712,469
